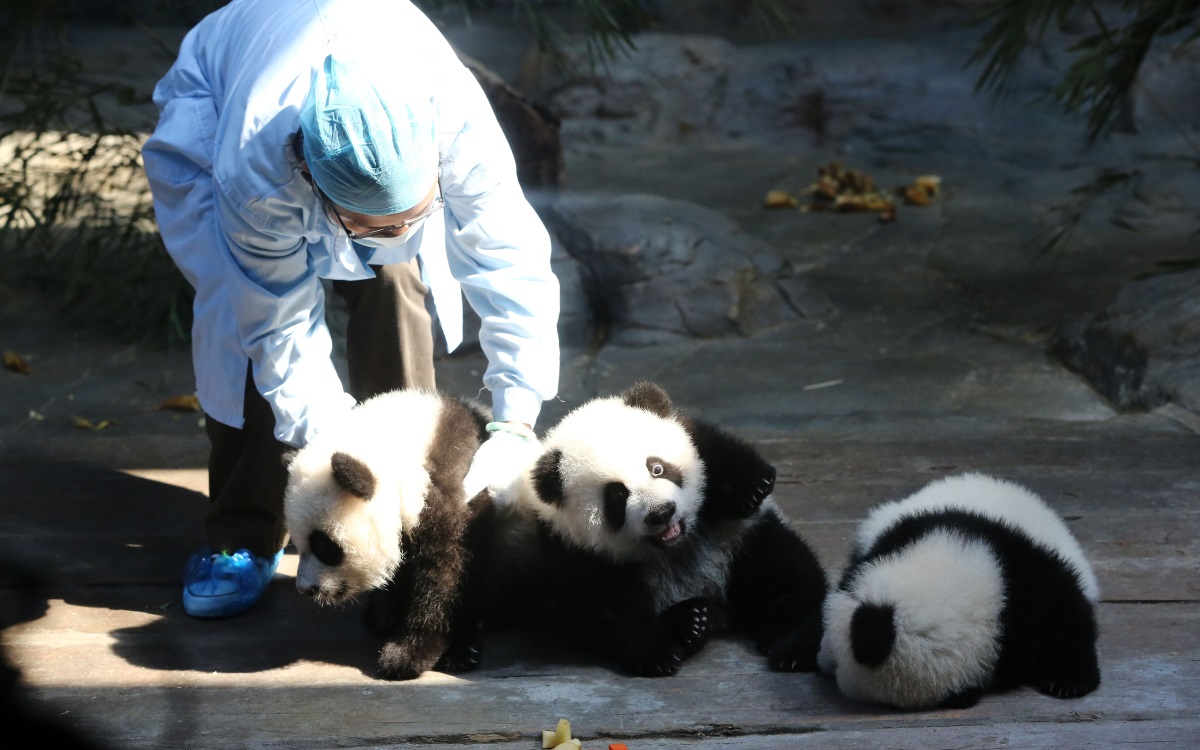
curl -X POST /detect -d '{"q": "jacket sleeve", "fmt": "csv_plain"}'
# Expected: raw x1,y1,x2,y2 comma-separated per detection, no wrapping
435,61,561,428
213,183,356,447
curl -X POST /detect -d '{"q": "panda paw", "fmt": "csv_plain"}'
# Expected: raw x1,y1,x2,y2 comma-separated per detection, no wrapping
622,646,683,678
435,642,482,674
376,636,446,681
435,621,485,674
725,464,776,518
761,616,823,673
664,597,713,655
1037,661,1101,699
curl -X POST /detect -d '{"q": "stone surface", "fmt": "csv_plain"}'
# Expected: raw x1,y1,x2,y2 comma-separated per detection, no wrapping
1054,269,1200,414
3,5,1200,749
537,191,833,345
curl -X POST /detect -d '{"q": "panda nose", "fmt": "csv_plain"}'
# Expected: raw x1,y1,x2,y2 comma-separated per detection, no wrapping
296,582,318,597
644,502,676,527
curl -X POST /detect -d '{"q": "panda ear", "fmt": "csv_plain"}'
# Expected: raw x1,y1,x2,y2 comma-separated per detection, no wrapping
621,380,673,418
531,449,565,506
330,451,376,499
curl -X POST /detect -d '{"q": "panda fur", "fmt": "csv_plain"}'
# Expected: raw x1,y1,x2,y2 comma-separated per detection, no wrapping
494,380,828,677
817,472,1101,709
283,388,494,681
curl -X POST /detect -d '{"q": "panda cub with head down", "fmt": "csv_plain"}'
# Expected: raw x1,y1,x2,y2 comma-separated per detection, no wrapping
284,388,495,681
818,472,1101,709
496,380,828,676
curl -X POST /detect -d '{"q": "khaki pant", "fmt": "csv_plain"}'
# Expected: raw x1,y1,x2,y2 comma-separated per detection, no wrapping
202,259,436,557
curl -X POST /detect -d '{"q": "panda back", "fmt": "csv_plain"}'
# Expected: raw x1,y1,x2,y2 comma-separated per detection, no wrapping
855,473,1098,601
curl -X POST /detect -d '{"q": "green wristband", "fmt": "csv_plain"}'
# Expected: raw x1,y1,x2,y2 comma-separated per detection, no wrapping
485,421,535,442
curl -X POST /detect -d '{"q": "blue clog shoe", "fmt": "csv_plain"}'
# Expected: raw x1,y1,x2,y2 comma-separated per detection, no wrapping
182,548,283,618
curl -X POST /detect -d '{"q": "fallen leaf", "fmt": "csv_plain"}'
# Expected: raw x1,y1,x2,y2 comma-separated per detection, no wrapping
4,350,31,374
763,190,800,209
900,174,941,206
801,162,896,218
157,394,201,412
71,415,117,431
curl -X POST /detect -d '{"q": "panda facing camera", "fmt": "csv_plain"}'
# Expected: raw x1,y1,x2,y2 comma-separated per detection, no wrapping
818,472,1102,709
492,380,829,677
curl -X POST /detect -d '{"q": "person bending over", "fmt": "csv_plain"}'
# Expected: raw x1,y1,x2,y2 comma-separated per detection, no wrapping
142,0,559,618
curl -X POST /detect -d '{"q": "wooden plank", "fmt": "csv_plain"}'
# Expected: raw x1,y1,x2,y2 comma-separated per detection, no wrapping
756,436,1200,603
6,601,1197,748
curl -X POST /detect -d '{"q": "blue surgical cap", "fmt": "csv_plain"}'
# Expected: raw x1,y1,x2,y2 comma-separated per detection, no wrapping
300,55,437,215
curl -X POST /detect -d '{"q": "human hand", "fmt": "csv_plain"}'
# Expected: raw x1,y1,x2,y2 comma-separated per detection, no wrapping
463,424,540,505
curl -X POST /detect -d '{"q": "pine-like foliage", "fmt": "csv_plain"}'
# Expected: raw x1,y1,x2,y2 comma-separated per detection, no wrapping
970,0,1200,144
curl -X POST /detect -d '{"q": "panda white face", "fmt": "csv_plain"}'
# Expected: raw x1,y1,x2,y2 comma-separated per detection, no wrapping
528,395,705,561
284,449,404,606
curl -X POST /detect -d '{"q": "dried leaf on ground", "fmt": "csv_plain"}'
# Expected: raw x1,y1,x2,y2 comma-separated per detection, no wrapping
801,162,896,221
4,350,31,374
763,189,800,208
71,415,117,431
157,394,201,412
901,174,942,206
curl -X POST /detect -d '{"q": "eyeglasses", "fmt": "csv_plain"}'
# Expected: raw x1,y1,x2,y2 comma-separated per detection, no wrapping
319,188,444,241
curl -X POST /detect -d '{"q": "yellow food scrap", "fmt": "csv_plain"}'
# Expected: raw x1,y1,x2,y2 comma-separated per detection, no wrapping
157,394,201,412
801,161,896,221
763,189,800,209
4,350,31,374
554,741,582,750
901,174,941,206
71,415,117,431
543,719,574,749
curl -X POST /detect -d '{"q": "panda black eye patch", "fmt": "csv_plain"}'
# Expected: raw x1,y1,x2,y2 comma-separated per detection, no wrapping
604,482,629,529
308,529,344,566
646,456,684,487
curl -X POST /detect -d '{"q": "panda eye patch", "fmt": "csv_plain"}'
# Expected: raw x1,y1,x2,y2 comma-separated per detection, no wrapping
308,529,344,566
646,456,684,487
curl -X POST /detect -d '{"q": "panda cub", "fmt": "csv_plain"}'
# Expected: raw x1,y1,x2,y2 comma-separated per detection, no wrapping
283,388,493,681
496,380,828,677
818,472,1101,709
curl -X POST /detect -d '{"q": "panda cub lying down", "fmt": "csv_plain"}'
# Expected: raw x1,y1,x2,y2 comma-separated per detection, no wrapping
489,380,829,676
283,389,494,681
818,472,1102,709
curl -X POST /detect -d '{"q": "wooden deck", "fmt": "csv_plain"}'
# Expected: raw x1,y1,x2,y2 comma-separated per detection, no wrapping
3,425,1196,749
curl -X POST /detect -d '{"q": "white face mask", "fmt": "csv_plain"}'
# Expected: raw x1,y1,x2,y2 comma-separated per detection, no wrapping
352,227,421,248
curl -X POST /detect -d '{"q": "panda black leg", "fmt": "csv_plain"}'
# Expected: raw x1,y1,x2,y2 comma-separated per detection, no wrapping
728,516,829,671
759,607,823,672
620,599,715,677
684,418,776,520
433,497,498,675
664,597,715,657
377,630,452,681
434,618,484,674
362,584,403,636
1035,592,1101,698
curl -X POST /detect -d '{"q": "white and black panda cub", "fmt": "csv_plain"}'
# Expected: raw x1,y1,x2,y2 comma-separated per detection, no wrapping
495,380,828,677
818,472,1101,710
283,388,495,681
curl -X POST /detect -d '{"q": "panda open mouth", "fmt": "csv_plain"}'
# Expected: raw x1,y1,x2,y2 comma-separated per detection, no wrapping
651,519,686,546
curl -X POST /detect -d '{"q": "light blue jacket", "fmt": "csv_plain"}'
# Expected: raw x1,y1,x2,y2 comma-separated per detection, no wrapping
141,0,560,447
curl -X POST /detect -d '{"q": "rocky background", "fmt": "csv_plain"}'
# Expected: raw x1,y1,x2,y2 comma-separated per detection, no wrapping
2,0,1198,445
